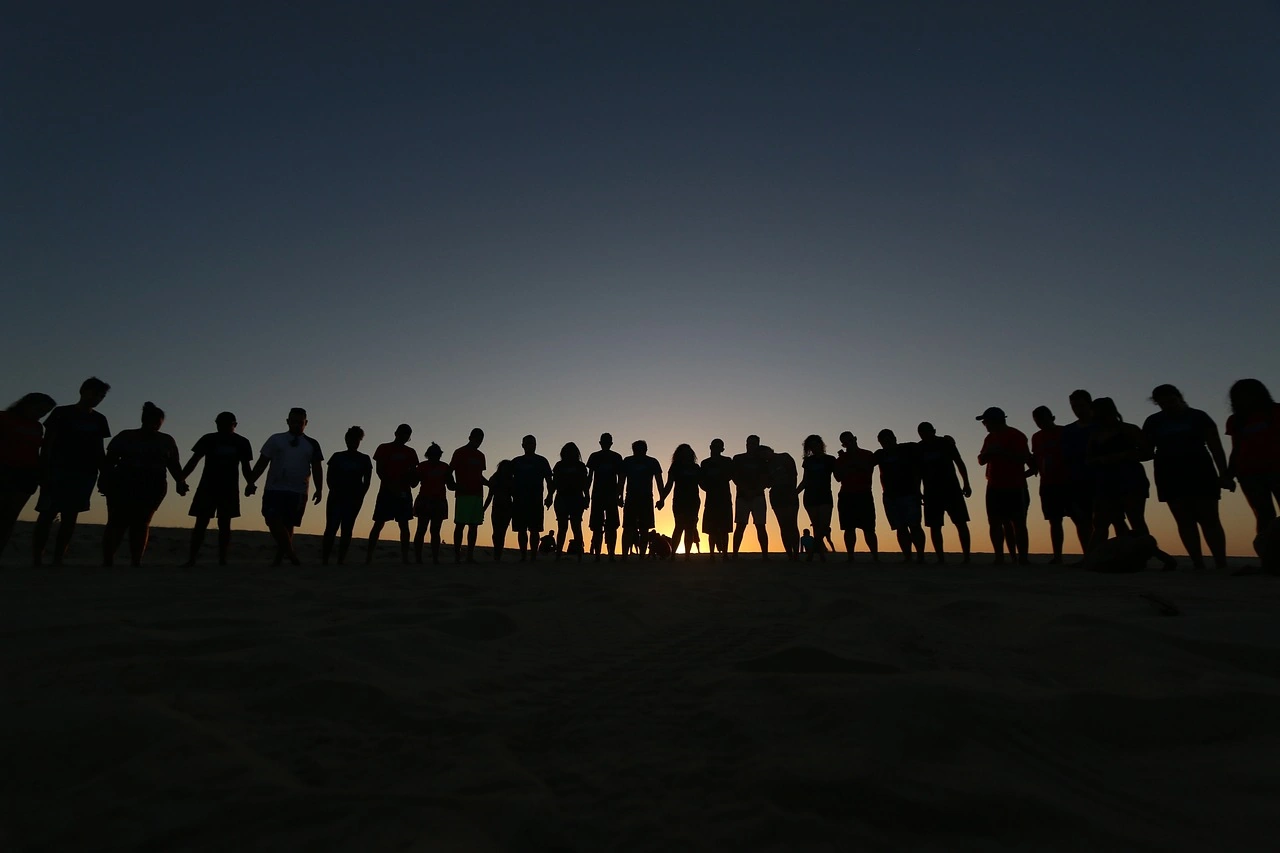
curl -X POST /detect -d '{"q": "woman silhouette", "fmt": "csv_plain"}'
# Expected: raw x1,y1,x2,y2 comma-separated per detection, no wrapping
659,443,701,560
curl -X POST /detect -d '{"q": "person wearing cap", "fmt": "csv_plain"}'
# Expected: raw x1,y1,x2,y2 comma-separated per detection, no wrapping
835,432,879,562
247,407,324,566
874,429,926,562
367,423,418,564
916,422,973,564
586,433,624,561
700,438,734,559
976,406,1034,565
180,411,255,566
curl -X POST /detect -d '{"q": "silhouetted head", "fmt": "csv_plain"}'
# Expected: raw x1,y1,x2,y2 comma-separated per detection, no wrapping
286,408,307,435
599,432,613,450
976,407,1007,433
877,429,896,448
522,435,536,454
78,377,110,408
1032,406,1055,430
345,426,364,450
1150,384,1184,413
426,442,443,461
802,529,810,537
141,401,165,431
710,438,725,456
468,427,484,448
632,439,648,456
215,411,237,433
802,434,825,457
746,434,760,452
1092,397,1122,425
671,443,697,468
7,392,56,421
395,423,412,442
560,441,580,463
917,422,936,440
1069,389,1093,422
1229,378,1274,418
839,431,856,450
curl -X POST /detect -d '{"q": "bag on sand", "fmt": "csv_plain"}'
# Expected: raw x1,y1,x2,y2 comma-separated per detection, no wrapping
648,532,674,559
1084,534,1158,573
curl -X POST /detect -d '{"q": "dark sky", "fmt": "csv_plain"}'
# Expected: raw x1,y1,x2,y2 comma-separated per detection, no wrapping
5,1,1278,549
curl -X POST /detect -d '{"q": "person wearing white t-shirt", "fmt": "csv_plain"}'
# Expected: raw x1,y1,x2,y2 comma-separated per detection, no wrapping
246,407,323,565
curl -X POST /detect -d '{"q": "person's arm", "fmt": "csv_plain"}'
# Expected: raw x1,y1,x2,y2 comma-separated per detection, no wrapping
1129,425,1153,463
949,440,972,497
165,439,190,495
311,458,324,505
180,441,204,481
654,471,667,509
246,454,269,496
1204,416,1234,489
545,466,557,508
795,466,807,496
359,458,372,498
239,445,254,486
100,440,120,496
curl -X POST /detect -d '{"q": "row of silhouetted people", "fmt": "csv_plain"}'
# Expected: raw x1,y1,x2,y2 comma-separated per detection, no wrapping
1,377,1277,570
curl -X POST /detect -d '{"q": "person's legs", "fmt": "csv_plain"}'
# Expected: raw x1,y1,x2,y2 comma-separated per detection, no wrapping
862,525,879,561
517,528,530,560
909,523,925,562
1047,517,1064,563
322,517,338,564
397,520,411,564
337,516,355,564
492,521,508,562
843,530,857,561
1167,499,1204,570
1241,476,1279,536
732,523,746,556
32,511,57,565
465,523,478,562
570,519,584,560
0,492,25,560
53,511,80,565
557,519,569,558
955,521,971,562
102,508,125,567
216,516,232,565
989,519,1006,564
928,525,945,562
267,520,296,564
1197,499,1228,570
185,516,211,566
128,507,158,567
414,518,428,563
1013,518,1030,564
454,523,465,562
896,526,913,559
365,520,386,563
754,520,769,557
430,517,444,563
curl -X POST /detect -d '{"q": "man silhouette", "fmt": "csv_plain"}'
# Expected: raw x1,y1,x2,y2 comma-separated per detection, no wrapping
367,423,418,565
977,407,1034,565
1030,406,1070,564
766,445,801,560
180,412,254,566
835,432,878,563
700,439,733,559
586,433,624,561
731,435,771,558
482,458,514,561
247,407,324,566
916,422,973,564
32,377,111,566
1060,389,1095,553
322,426,372,565
874,429,926,562
449,428,487,564
619,439,665,560
510,435,554,561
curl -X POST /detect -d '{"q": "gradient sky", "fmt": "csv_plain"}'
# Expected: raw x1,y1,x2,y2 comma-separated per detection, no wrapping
5,2,1278,554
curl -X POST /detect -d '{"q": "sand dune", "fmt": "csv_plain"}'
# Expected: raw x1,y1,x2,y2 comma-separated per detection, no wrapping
2,523,1279,851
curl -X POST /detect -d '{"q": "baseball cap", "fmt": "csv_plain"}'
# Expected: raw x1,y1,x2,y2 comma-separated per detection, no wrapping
976,406,1006,421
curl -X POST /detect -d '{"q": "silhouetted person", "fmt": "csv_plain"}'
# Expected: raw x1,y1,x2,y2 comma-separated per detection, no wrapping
619,439,665,560
322,426,371,565
539,530,558,555
1029,406,1070,564
799,528,815,555
246,407,323,566
1226,378,1280,563
412,443,453,565
700,438,733,559
874,429,925,562
835,432,878,563
916,422,973,564
976,407,1033,565
766,445,801,560
1143,385,1231,571
101,402,188,567
797,434,836,562
1060,389,1096,553
548,442,588,561
659,443,701,560
449,428,487,564
0,393,56,560
366,424,417,565
482,459,514,561
180,411,253,567
731,435,771,558
32,377,110,566
586,433,623,561
510,435,553,562
1085,397,1176,570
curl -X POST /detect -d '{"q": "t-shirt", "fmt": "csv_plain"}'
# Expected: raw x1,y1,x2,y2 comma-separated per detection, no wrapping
42,405,111,472
260,431,324,494
373,442,420,491
667,460,702,503
191,432,253,492
979,427,1031,490
510,453,553,501
1226,404,1280,476
768,452,798,492
874,443,921,496
621,455,663,502
801,453,837,501
415,459,451,502
449,445,487,496
916,436,962,494
552,459,589,498
1031,426,1068,487
487,460,514,502
1142,408,1216,462
731,451,770,500
327,450,372,493
586,449,624,497
836,448,876,493
0,411,44,469
107,429,180,490
1060,421,1095,484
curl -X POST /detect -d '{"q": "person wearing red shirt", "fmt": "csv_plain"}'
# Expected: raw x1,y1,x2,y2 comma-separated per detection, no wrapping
977,407,1034,565
412,443,454,564
1030,406,1071,564
1226,379,1280,563
0,392,57,560
366,424,418,564
449,427,488,564
835,431,878,563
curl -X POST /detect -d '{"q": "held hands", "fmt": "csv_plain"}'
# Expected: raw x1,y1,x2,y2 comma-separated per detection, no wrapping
655,499,665,510
312,491,322,505
176,481,190,497
245,482,257,497
962,484,972,499
1220,475,1237,492
544,496,554,508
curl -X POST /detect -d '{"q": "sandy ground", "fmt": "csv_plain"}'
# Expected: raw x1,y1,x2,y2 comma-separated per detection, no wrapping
2,522,1279,852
